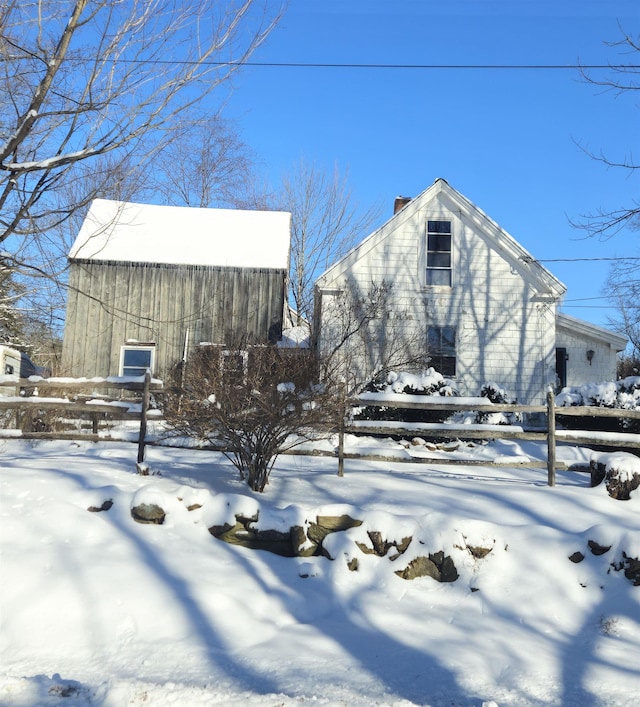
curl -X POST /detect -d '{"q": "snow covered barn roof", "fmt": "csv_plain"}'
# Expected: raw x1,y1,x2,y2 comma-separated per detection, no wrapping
69,199,291,270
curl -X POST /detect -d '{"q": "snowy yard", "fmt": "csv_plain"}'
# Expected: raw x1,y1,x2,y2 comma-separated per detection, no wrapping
0,437,639,706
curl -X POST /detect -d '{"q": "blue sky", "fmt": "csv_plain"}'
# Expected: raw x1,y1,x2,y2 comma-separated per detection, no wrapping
226,0,639,329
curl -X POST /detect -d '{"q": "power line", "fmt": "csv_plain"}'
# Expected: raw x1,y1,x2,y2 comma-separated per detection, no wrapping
564,296,611,302
2,56,638,71
561,305,617,309
179,61,640,70
536,256,640,263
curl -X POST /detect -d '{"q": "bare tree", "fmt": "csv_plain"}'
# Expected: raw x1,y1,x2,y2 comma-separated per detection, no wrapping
316,279,427,395
164,344,337,492
281,159,382,326
163,280,425,492
0,0,283,253
605,259,640,356
0,264,26,346
149,117,258,209
575,28,640,239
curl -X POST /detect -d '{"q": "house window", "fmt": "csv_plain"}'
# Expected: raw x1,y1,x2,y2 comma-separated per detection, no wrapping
119,344,155,377
426,220,452,286
221,349,248,385
427,326,456,376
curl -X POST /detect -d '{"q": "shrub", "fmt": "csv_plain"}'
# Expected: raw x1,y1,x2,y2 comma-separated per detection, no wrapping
556,376,640,433
355,368,458,423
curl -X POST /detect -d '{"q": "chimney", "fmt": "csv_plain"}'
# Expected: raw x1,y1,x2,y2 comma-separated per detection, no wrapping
394,196,411,214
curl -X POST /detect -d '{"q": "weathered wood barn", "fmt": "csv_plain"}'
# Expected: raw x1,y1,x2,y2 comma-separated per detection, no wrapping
62,199,291,379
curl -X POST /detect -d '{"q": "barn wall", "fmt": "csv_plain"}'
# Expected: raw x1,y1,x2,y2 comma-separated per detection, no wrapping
62,261,286,378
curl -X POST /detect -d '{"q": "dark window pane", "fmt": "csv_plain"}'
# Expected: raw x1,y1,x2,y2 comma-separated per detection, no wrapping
440,356,456,377
427,220,451,234
425,268,452,286
427,234,451,252
123,348,152,376
441,327,456,353
427,327,441,349
427,252,451,268
427,327,456,377
124,349,152,368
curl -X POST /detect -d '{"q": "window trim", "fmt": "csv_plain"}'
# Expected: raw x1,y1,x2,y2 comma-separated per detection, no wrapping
119,343,156,377
423,219,453,289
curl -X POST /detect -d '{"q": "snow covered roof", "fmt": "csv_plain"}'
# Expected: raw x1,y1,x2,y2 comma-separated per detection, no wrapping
69,199,291,270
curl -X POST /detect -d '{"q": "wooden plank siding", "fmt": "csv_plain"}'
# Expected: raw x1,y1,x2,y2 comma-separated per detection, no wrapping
62,260,286,379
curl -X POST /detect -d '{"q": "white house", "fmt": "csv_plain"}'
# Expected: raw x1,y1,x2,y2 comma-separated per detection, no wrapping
314,178,626,404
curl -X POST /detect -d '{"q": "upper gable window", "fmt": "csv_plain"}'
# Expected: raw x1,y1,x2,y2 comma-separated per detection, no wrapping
426,220,452,286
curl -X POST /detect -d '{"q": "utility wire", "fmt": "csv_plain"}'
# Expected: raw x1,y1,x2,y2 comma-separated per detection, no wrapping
536,256,640,263
146,61,640,70
2,55,638,70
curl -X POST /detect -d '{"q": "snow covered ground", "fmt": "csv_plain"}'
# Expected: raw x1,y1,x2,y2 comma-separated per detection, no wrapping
0,436,639,706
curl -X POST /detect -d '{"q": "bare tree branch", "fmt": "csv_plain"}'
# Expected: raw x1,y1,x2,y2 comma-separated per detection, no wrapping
575,26,640,239
0,0,285,246
279,159,383,325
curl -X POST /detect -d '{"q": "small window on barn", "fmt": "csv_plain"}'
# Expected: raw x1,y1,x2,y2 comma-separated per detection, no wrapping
426,220,452,286
221,349,248,385
119,344,155,377
427,326,456,377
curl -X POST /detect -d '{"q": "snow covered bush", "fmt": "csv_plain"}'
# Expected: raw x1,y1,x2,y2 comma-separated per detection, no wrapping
355,372,520,426
556,376,640,432
355,368,458,422
164,345,338,492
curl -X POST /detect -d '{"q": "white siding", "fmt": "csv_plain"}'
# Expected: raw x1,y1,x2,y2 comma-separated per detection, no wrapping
556,326,620,387
317,187,558,404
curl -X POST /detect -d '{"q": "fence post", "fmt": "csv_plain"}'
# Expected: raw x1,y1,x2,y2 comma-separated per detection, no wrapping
546,388,556,487
337,387,346,477
137,370,151,465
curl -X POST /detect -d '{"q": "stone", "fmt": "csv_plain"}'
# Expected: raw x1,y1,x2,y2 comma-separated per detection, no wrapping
465,544,493,559
315,514,362,532
395,551,458,582
569,551,585,563
356,531,412,558
131,503,165,524
622,554,640,586
588,540,611,556
590,456,640,500
88,499,113,512
291,525,317,557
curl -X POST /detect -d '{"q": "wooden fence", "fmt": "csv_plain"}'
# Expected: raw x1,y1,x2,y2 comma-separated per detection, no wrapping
2,378,639,485
337,389,640,486
0,372,162,464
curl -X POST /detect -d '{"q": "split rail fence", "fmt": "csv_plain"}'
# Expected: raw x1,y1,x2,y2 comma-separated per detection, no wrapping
0,372,162,463
335,390,640,486
1,378,639,486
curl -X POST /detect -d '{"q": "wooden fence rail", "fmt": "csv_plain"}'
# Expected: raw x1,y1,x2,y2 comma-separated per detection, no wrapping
2,379,639,485
0,372,162,463
339,389,640,486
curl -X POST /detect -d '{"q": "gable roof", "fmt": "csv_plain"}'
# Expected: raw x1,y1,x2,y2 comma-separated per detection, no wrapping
69,199,291,270
557,312,627,351
317,178,567,300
